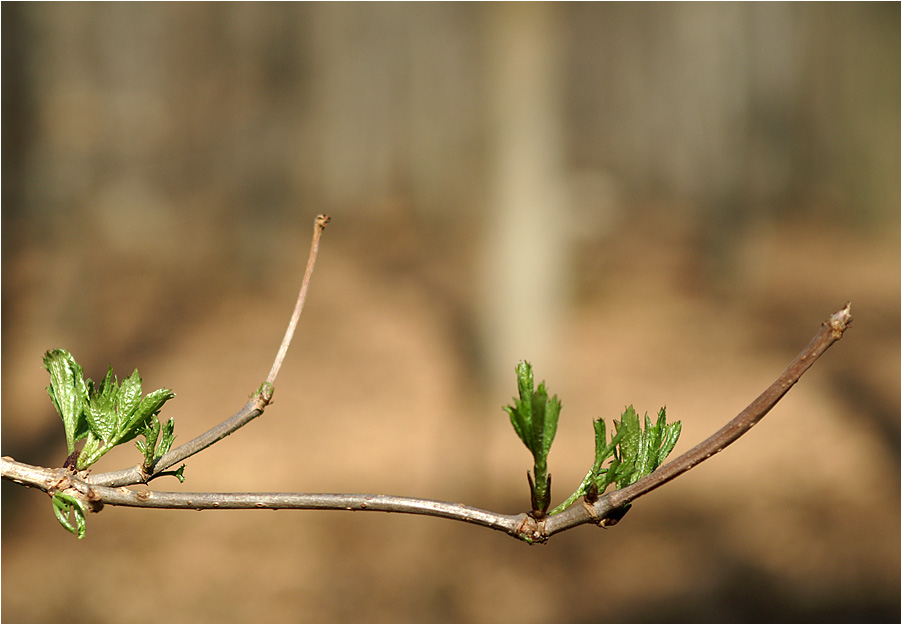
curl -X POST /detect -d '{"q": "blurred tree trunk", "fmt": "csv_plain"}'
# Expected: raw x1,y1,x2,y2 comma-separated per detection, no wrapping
480,3,569,392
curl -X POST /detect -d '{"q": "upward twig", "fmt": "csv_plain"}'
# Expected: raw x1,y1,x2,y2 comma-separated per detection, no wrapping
267,214,330,386
541,301,853,538
87,215,330,488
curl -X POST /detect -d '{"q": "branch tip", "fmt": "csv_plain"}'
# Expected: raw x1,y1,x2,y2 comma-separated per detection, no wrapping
826,301,852,338
266,214,330,386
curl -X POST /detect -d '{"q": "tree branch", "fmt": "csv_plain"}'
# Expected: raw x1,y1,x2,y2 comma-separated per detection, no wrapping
87,394,269,488
1,303,851,544
542,301,853,537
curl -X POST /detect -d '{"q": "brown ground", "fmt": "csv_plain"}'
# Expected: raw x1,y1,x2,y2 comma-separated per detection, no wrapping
2,214,898,622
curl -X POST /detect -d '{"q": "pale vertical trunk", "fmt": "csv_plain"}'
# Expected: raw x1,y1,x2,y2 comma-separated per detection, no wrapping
481,3,569,391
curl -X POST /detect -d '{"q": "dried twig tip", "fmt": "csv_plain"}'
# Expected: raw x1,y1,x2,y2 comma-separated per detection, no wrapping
265,214,330,386
826,301,853,338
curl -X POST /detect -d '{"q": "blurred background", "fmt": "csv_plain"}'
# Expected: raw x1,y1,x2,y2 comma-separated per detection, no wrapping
2,3,898,622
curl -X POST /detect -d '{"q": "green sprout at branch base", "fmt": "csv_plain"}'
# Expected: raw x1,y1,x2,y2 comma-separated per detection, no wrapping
504,361,560,518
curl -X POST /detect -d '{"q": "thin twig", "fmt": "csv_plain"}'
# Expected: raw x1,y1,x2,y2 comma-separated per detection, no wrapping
267,214,330,386
88,215,329,489
542,301,853,537
88,396,267,487
1,303,851,544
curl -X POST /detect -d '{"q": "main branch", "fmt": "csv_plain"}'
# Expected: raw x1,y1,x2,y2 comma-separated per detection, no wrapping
1,303,852,544
1,457,526,536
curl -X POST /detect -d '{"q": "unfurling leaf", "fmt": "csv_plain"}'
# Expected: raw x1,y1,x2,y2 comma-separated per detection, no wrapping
51,492,88,539
157,417,177,457
136,414,177,470
136,415,162,467
504,361,560,517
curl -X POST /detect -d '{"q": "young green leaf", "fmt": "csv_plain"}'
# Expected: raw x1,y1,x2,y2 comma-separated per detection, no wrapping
612,406,642,488
43,349,89,454
78,433,106,469
51,492,88,539
121,388,175,445
613,406,681,489
116,369,144,431
84,365,119,443
652,407,682,468
506,362,533,445
157,417,177,457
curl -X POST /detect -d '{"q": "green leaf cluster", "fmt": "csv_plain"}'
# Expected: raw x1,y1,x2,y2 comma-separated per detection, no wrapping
504,361,560,517
43,349,177,471
607,405,682,489
43,349,178,538
550,405,681,515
